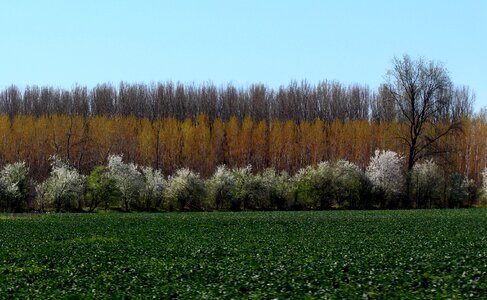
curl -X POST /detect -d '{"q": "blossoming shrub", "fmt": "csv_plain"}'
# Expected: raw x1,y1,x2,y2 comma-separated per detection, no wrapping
165,168,205,211
366,150,405,208
232,166,271,210
448,173,476,208
36,156,85,212
0,162,30,212
107,155,144,211
206,165,236,210
141,166,166,210
410,160,444,208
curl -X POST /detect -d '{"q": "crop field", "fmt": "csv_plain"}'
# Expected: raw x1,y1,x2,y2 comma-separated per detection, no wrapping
1,210,486,299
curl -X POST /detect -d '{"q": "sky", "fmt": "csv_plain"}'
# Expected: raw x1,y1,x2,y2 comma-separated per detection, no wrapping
1,0,486,109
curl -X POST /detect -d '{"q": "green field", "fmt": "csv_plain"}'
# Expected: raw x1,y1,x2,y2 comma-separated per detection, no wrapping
1,210,486,299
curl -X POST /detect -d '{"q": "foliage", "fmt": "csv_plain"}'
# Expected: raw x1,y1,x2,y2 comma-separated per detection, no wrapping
232,166,271,210
293,161,367,209
141,166,166,210
165,168,206,211
261,168,292,210
293,162,336,209
410,160,444,208
85,166,121,211
447,173,476,208
0,113,486,185
0,162,30,212
332,160,366,209
35,156,85,212
479,168,487,207
107,154,144,211
1,210,487,298
205,165,236,210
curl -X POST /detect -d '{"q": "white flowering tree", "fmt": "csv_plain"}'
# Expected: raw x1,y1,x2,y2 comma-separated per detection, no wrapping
36,156,85,212
107,154,144,211
141,166,166,210
366,150,405,207
165,168,205,211
232,165,271,210
0,162,30,212
410,160,444,208
206,165,236,210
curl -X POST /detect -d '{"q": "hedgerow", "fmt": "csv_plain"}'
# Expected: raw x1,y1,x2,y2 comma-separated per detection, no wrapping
0,150,480,212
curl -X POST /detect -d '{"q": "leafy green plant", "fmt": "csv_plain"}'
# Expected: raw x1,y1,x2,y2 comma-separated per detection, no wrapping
85,166,121,211
1,210,487,298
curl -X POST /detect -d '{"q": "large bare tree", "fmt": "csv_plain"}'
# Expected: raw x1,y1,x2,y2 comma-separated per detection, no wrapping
385,55,461,171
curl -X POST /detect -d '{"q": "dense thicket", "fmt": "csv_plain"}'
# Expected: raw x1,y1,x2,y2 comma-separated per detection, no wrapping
0,80,473,122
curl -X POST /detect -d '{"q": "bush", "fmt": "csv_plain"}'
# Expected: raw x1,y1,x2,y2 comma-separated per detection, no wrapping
206,165,236,210
141,166,166,210
410,160,444,208
232,166,271,210
85,166,121,211
366,150,405,208
165,168,205,211
293,162,336,209
261,168,292,210
448,173,475,208
107,154,144,211
333,160,367,209
0,162,30,212
36,156,85,212
292,160,368,210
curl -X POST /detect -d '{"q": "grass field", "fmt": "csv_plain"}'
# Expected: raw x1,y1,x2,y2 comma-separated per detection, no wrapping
1,210,486,299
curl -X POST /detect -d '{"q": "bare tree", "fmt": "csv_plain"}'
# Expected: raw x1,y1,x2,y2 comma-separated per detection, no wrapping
385,55,461,171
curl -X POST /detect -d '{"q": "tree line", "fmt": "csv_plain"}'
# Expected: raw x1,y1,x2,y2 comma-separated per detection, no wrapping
0,113,486,182
0,80,473,123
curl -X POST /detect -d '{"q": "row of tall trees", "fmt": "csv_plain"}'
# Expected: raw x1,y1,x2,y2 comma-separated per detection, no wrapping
0,113,486,182
0,80,473,122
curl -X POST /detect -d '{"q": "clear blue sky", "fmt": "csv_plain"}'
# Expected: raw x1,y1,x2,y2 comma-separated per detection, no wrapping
1,0,486,109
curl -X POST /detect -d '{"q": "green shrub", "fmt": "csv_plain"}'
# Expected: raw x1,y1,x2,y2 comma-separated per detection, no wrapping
85,166,121,211
206,165,236,210
165,168,205,211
